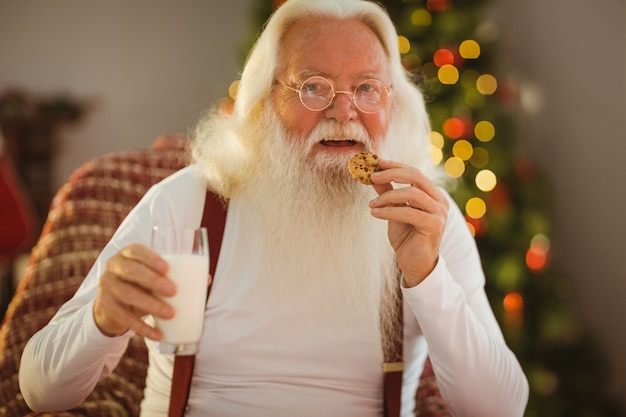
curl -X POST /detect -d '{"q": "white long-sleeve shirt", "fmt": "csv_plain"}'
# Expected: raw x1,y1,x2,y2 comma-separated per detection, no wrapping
19,165,528,417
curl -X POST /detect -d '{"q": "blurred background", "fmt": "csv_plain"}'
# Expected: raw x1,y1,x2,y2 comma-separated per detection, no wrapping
0,0,624,415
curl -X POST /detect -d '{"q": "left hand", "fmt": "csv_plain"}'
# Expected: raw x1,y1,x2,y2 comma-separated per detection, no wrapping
369,158,450,287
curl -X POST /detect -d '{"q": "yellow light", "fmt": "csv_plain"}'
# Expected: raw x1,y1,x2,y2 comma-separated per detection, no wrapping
475,169,497,192
228,80,240,100
438,64,459,85
470,147,489,168
465,197,486,219
444,157,465,177
429,131,444,148
459,39,481,59
398,36,411,54
429,145,443,165
531,233,551,252
411,9,432,26
474,120,495,142
476,74,498,95
452,140,473,161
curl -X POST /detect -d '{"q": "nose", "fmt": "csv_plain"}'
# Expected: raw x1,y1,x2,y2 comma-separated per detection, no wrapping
324,91,358,122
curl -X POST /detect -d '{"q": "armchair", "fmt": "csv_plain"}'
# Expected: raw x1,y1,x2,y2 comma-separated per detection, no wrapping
0,134,448,416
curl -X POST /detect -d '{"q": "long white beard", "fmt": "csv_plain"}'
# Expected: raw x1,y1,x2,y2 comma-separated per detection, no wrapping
230,109,401,358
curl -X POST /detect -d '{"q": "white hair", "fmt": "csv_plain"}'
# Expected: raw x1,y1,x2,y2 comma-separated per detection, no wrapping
191,0,447,196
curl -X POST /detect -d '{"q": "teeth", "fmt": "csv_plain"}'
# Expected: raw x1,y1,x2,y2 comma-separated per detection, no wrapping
323,139,356,143
320,139,357,146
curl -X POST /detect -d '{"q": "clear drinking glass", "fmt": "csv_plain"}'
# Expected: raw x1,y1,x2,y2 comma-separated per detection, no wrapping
150,226,209,355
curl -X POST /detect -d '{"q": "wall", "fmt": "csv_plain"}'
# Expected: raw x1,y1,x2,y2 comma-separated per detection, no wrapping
0,0,254,189
1,0,625,408
490,0,626,404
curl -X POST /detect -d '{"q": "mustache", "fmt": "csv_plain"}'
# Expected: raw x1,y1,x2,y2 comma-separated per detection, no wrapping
305,120,374,150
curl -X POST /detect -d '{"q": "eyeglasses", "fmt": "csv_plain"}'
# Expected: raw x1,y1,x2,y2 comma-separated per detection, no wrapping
278,76,390,114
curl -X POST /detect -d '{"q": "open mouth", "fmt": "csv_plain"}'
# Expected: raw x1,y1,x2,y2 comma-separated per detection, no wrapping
320,139,358,147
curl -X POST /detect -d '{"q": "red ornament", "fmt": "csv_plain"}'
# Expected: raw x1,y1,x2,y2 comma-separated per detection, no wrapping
442,115,472,140
427,0,449,11
433,49,455,67
465,215,488,237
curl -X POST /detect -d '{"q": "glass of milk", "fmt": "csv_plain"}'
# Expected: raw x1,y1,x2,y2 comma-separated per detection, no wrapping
150,226,209,355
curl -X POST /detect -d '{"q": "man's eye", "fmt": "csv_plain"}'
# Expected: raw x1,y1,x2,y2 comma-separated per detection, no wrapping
358,83,377,93
302,82,320,92
303,82,331,96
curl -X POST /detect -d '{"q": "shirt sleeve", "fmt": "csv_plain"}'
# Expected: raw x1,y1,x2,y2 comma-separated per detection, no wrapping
17,189,156,412
402,192,529,417
18,166,207,412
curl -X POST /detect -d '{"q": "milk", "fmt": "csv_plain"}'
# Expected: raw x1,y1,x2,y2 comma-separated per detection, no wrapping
155,254,209,344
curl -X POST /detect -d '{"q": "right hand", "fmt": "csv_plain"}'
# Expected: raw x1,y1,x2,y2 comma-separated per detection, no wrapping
93,244,176,340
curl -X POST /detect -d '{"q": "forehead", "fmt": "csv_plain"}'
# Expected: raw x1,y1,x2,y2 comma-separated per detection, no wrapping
278,17,390,81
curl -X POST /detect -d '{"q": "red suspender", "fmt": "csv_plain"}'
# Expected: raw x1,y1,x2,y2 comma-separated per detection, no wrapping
168,192,226,417
167,192,403,417
383,289,404,417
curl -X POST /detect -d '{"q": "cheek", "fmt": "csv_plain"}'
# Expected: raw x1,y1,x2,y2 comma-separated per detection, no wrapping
363,112,390,145
272,94,319,136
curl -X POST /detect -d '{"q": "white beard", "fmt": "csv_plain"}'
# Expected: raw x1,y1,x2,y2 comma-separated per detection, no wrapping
230,109,401,358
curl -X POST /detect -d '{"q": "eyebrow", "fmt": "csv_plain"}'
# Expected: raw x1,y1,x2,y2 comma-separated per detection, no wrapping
293,69,387,83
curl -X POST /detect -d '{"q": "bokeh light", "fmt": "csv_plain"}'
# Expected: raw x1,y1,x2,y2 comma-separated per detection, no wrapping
526,233,551,272
398,36,411,54
503,291,525,328
411,9,432,26
427,0,448,11
476,74,498,95
442,117,466,139
461,70,479,88
503,291,524,313
444,156,465,177
475,169,497,192
434,48,455,66
474,120,495,142
228,80,240,100
465,197,486,219
452,139,473,160
465,88,486,108
429,131,445,148
430,146,443,165
421,62,439,79
438,64,459,84
470,147,490,168
459,39,481,59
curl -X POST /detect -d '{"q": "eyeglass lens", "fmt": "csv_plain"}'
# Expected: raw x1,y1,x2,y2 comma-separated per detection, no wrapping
298,76,387,113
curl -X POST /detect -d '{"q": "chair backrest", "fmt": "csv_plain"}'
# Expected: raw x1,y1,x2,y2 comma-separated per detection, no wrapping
0,134,190,417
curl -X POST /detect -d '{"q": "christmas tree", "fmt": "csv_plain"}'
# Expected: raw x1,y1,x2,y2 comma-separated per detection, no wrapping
241,1,625,415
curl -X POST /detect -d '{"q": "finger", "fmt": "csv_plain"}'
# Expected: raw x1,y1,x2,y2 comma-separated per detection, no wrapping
119,243,169,274
374,159,446,202
103,274,175,320
371,185,441,213
106,246,174,298
370,203,438,229
94,298,163,341
96,274,174,339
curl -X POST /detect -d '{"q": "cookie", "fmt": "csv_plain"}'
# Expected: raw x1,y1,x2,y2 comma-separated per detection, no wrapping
348,152,381,185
